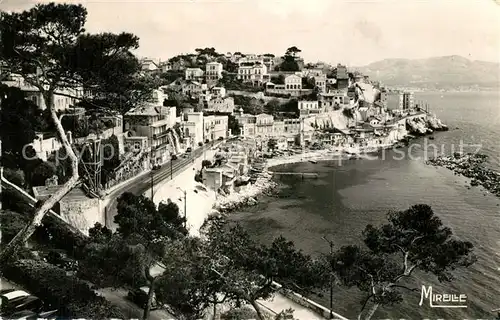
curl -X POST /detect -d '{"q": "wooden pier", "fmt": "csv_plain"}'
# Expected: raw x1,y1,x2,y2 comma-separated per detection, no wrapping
271,172,319,179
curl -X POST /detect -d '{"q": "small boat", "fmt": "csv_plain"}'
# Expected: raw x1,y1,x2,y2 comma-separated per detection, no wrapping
309,160,317,164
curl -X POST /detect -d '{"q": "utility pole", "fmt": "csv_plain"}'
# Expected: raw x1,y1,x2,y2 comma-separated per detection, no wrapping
322,236,335,319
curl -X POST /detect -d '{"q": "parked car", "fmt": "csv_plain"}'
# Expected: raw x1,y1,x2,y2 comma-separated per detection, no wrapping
186,147,192,152
152,165,161,170
127,287,159,310
0,291,44,316
171,155,178,160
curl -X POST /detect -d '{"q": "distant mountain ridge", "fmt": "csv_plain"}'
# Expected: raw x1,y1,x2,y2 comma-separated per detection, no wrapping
354,55,499,89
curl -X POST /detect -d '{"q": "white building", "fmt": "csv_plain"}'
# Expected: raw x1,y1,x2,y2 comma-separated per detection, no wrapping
205,62,223,81
185,68,204,81
319,91,350,109
237,60,269,84
183,112,204,147
298,100,323,117
141,58,159,72
313,75,327,93
203,115,229,141
210,87,226,97
124,89,178,164
204,97,235,114
284,74,302,91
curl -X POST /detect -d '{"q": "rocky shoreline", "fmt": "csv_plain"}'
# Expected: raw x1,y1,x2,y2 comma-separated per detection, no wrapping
206,113,451,219
426,153,500,198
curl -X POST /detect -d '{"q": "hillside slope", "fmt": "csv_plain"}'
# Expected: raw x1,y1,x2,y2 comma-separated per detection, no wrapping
355,56,499,88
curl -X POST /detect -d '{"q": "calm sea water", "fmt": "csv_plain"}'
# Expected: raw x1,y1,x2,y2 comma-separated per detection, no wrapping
229,92,500,319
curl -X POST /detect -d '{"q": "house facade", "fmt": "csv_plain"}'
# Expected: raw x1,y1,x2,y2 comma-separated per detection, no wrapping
182,81,206,97
319,91,350,110
203,115,229,141
298,100,323,117
185,68,204,81
205,62,223,81
204,96,235,114
284,74,302,91
237,60,269,84
313,75,327,92
124,90,178,165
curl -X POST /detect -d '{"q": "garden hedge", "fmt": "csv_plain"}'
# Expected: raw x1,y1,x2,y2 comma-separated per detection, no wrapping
2,259,124,320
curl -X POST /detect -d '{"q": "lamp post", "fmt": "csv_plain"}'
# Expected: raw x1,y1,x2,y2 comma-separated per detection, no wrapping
177,187,187,228
322,236,334,319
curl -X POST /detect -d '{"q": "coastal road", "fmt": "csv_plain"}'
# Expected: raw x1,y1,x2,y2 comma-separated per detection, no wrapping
105,142,216,230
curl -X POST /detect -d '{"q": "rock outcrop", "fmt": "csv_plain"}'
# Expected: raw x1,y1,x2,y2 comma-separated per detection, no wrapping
427,153,500,198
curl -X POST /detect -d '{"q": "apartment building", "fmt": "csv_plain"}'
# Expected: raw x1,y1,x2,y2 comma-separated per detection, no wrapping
205,62,223,81
124,90,177,165
203,115,229,141
183,112,204,147
399,91,415,110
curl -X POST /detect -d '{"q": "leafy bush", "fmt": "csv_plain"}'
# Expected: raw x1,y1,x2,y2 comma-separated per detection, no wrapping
33,215,89,259
201,160,212,169
2,259,124,320
220,307,258,320
3,168,25,187
198,142,203,147
0,210,30,242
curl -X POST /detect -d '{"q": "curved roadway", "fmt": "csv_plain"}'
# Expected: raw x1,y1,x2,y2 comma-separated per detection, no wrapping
105,142,215,230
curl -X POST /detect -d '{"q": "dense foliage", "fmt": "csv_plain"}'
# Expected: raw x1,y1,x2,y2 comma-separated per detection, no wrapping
2,259,124,319
329,204,476,319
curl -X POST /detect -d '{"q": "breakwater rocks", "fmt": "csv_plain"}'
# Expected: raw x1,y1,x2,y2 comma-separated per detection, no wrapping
214,172,279,214
427,153,500,198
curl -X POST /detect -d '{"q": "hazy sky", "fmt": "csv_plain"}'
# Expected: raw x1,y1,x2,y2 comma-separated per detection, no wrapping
2,0,499,66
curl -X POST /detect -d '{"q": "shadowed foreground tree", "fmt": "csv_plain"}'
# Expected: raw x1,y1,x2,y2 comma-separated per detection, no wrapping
0,3,153,264
114,192,187,241
328,204,476,320
81,193,187,320
202,217,325,320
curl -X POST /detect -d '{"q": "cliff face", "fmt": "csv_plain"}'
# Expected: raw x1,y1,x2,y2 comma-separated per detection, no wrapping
304,110,350,130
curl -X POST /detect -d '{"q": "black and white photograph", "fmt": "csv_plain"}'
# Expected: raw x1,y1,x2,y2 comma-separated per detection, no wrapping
0,0,499,319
